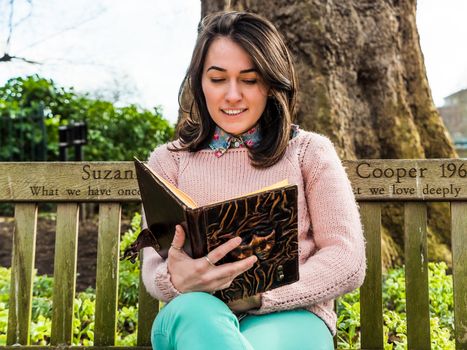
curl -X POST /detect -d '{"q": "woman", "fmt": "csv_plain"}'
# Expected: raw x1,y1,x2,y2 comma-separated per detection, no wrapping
141,11,365,350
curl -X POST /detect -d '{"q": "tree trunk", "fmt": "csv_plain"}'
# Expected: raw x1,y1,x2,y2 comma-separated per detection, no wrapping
199,0,457,266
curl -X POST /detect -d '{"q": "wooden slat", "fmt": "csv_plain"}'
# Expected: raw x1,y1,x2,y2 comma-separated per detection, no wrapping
452,202,467,349
137,250,160,346
404,202,430,349
94,203,122,346
0,162,138,202
359,202,383,350
50,203,79,345
1,159,467,202
6,203,37,345
346,159,467,201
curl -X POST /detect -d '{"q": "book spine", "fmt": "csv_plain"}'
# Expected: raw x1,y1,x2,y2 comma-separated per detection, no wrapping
185,208,207,259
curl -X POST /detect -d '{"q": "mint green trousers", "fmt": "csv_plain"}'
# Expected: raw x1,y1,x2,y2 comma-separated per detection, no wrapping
151,292,334,350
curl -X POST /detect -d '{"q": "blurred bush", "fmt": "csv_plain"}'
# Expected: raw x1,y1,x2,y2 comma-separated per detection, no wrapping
0,75,174,161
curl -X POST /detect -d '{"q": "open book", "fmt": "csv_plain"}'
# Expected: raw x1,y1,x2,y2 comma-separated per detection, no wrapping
124,158,299,302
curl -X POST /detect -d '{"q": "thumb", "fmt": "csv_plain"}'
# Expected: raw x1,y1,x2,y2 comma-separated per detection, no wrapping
171,224,186,252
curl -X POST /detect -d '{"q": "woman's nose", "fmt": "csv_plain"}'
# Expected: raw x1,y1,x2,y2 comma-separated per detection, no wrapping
225,82,242,103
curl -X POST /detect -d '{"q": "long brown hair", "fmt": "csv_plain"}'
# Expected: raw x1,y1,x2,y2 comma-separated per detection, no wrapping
175,11,298,168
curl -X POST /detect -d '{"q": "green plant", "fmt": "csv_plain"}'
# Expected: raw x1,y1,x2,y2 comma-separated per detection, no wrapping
33,274,54,298
0,267,10,303
336,262,455,349
30,315,51,345
0,268,9,345
0,75,174,162
119,212,142,308
116,306,138,345
428,262,454,331
0,302,7,345
336,289,360,348
73,290,96,345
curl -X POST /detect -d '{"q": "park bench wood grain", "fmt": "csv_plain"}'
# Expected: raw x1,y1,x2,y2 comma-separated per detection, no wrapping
0,160,466,349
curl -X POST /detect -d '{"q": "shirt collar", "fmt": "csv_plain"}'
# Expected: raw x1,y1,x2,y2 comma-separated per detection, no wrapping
209,125,261,158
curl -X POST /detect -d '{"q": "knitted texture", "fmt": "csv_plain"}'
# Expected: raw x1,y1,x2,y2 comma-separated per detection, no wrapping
141,129,366,335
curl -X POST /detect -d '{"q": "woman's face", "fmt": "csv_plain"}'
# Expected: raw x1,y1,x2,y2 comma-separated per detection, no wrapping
201,37,269,136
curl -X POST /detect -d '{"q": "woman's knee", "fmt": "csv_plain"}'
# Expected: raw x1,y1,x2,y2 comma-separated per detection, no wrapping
154,292,236,332
240,310,333,350
164,292,231,318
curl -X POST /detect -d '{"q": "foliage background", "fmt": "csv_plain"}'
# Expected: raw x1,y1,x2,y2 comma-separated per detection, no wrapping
0,75,174,162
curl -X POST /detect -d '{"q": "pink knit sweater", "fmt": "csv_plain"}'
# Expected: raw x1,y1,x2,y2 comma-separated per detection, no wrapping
141,129,366,335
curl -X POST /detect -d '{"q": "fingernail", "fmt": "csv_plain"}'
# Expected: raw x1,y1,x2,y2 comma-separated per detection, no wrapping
234,236,242,244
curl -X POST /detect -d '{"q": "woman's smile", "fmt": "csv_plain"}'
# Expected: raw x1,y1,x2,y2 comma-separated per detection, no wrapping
221,108,248,116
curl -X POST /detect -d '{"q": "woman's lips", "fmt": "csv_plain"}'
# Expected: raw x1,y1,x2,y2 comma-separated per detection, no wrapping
221,108,247,116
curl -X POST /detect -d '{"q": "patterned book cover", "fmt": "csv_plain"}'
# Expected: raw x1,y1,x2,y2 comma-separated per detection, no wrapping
204,187,299,302
124,159,299,302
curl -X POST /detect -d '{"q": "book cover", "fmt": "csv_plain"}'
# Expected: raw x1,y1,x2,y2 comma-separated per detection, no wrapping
124,158,299,302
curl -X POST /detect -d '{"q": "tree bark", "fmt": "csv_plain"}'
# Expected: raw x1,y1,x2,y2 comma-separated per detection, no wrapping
200,0,457,266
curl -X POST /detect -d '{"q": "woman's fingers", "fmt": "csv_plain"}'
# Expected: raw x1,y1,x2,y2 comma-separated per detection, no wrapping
200,236,257,289
168,228,257,293
207,236,242,264
170,225,185,253
204,255,257,286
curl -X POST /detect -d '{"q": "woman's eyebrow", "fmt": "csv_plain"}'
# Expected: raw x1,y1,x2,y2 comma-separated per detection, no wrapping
240,68,257,74
206,66,257,74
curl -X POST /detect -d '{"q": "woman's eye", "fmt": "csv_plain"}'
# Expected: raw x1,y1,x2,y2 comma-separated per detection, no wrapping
243,79,257,85
210,78,225,83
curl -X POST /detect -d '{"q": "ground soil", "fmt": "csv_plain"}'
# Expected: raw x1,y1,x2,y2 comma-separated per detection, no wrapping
0,210,131,291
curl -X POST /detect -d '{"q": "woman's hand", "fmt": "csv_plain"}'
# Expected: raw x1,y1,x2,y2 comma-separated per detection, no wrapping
168,225,258,294
227,294,262,313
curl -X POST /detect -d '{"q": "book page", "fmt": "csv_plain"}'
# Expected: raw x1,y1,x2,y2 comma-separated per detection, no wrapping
143,159,287,209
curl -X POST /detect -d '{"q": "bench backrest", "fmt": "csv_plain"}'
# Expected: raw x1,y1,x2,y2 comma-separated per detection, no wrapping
0,160,466,349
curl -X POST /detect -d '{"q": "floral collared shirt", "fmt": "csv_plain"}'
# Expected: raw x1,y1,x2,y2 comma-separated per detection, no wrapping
208,124,300,158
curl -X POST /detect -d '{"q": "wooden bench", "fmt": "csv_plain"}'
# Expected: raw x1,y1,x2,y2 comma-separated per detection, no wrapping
0,159,466,349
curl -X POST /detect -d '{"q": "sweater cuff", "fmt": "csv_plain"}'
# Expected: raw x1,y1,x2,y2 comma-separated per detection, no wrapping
154,261,182,301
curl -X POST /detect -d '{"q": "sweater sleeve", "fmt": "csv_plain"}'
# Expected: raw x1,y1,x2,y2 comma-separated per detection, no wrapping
140,143,182,302
250,134,366,314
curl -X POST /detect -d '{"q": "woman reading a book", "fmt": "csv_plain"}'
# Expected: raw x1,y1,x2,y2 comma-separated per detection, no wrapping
141,11,365,350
